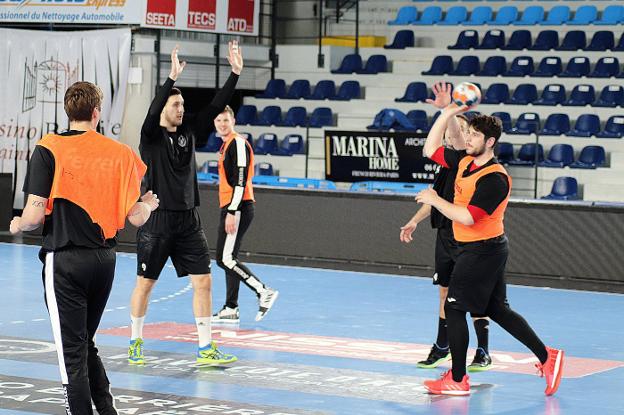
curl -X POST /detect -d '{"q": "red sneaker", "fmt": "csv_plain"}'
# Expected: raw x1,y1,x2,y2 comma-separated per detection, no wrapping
424,370,470,396
536,346,564,396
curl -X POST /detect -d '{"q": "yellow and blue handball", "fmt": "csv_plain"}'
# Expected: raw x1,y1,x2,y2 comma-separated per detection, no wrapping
452,82,481,108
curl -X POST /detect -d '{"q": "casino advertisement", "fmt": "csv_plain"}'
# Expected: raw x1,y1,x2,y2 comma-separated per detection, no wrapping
144,0,259,36
324,130,437,183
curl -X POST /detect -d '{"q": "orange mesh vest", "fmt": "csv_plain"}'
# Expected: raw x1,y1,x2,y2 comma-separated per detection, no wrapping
218,132,255,208
37,130,147,239
453,156,511,242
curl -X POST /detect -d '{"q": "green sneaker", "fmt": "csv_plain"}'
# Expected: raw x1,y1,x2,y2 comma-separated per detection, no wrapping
417,344,451,369
467,348,493,372
196,341,238,366
128,338,144,365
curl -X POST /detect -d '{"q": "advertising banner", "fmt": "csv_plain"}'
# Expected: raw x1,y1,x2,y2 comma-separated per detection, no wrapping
0,0,142,24
325,130,437,183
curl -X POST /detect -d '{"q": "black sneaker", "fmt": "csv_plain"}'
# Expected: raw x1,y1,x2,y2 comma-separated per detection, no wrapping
467,347,493,372
417,344,451,369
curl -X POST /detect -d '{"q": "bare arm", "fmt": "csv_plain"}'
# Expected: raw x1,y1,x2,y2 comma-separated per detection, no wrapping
9,195,47,234
399,204,432,243
415,188,474,226
127,191,159,228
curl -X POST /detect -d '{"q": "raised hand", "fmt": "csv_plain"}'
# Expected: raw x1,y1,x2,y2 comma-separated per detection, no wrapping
425,81,452,109
169,45,187,81
227,40,243,75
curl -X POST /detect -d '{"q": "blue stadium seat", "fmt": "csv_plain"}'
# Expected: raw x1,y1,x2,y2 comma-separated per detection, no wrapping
541,177,579,200
406,110,429,131
235,105,257,125
492,112,512,133
413,6,442,25
570,145,605,169
197,131,221,152
563,85,595,106
616,33,624,52
539,144,574,167
395,82,428,102
256,79,286,99
533,56,562,77
529,30,558,51
476,29,505,49
465,6,492,25
332,81,361,101
255,106,282,126
514,5,544,26
384,30,415,49
422,55,453,75
567,114,600,137
309,107,333,127
239,132,254,148
253,176,336,190
487,6,518,25
534,84,566,106
502,30,531,50
559,57,590,78
277,134,305,155
594,85,624,108
540,114,571,136
595,5,624,26
477,56,507,76
481,83,510,104
507,143,544,166
202,160,219,175
557,31,586,51
507,84,537,105
439,6,468,25
197,171,219,183
589,57,619,78
449,30,479,49
255,162,275,176
541,5,570,26
585,31,615,51
509,113,540,135
306,80,336,100
254,133,279,155
285,79,311,100
496,142,514,164
331,54,363,74
597,116,624,138
388,6,418,25
358,55,388,74
280,106,307,127
567,5,597,26
503,56,534,77
450,55,480,75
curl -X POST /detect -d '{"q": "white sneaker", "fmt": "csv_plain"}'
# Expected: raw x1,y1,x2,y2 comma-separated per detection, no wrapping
255,288,279,321
212,306,240,323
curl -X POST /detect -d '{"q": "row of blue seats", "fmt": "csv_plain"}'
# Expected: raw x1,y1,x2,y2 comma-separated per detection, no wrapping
388,5,620,26
498,143,605,168
423,54,623,77
257,79,360,100
236,105,333,128
331,55,388,75
398,81,624,108
200,161,278,177
368,108,624,138
449,29,624,51
198,132,306,156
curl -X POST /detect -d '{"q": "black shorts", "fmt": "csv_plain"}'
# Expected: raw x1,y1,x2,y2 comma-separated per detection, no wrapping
433,226,458,287
137,208,211,279
446,235,509,315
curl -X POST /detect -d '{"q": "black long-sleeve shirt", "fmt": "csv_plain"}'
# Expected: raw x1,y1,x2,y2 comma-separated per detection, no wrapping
140,73,239,210
222,135,253,212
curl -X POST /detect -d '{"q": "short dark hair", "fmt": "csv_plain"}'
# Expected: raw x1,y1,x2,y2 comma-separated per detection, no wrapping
64,81,103,122
469,114,502,144
170,87,182,97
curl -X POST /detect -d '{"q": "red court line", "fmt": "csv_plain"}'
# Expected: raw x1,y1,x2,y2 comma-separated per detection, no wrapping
100,323,624,379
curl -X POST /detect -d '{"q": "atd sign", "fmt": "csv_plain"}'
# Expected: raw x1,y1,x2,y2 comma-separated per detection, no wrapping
143,0,259,36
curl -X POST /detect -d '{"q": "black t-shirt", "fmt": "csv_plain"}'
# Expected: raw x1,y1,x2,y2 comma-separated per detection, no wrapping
430,164,458,229
437,148,510,215
22,130,117,252
140,73,239,210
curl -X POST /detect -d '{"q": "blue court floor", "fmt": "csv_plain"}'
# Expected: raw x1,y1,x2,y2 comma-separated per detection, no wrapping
0,242,623,414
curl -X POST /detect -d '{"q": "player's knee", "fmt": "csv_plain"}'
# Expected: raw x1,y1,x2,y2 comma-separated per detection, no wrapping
135,276,156,294
191,274,212,292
